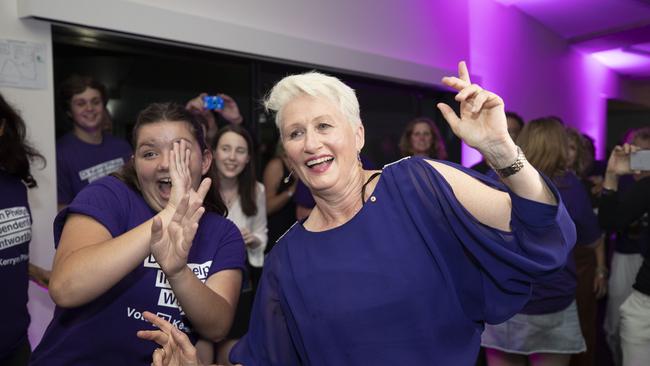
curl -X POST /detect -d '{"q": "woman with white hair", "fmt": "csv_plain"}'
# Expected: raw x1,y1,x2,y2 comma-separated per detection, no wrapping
138,62,576,365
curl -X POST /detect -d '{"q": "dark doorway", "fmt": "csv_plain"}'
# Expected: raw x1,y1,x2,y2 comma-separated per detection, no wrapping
53,24,460,168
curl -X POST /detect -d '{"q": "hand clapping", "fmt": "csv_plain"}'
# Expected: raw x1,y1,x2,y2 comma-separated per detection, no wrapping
150,141,211,280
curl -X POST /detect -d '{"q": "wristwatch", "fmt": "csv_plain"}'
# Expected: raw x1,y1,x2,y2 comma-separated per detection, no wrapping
493,146,526,178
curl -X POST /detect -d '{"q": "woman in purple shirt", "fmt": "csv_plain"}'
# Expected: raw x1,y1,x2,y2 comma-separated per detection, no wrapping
0,93,47,366
31,103,245,366
481,118,602,366
139,62,576,366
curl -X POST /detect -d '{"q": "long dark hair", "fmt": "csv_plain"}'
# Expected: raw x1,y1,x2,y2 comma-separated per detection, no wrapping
399,117,448,159
212,125,258,217
113,102,226,216
0,93,45,188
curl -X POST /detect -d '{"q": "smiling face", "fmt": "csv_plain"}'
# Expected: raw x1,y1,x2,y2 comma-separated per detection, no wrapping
280,94,364,194
214,131,250,181
68,87,104,132
133,120,212,212
410,122,433,156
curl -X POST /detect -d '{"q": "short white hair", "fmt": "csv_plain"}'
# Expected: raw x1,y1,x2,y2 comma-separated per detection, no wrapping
264,71,362,131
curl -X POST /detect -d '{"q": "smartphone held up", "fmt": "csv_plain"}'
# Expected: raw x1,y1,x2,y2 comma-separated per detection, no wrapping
203,95,224,111
630,150,650,171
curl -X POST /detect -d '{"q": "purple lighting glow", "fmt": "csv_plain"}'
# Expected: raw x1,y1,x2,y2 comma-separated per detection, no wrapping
463,0,617,164
591,48,650,77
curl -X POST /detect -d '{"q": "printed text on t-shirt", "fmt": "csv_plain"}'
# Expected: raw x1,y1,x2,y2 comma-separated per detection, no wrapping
0,206,31,252
78,158,125,183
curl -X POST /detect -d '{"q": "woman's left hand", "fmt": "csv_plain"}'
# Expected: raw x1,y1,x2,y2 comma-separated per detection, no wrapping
437,61,514,159
151,193,206,280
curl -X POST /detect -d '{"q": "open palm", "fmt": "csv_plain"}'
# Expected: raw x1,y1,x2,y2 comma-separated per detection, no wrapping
151,194,205,279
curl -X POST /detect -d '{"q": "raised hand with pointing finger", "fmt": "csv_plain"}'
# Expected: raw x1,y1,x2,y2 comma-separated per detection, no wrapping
437,61,518,170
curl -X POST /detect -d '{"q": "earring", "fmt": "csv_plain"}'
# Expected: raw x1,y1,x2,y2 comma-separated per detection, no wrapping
283,170,294,184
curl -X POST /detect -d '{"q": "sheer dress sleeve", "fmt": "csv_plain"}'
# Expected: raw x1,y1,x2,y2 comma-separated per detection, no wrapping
386,157,577,324
229,244,303,365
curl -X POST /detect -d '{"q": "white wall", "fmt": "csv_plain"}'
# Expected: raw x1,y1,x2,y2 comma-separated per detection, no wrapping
19,0,471,86
125,0,470,72
1,0,56,347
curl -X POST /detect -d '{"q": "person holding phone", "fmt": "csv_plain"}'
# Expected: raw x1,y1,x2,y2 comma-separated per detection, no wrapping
599,135,650,366
602,127,650,365
185,93,244,143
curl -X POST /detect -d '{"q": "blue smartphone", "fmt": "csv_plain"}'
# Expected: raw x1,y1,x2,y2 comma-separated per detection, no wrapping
203,95,224,111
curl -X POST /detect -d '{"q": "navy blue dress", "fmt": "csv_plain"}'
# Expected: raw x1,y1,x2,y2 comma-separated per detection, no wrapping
231,157,576,365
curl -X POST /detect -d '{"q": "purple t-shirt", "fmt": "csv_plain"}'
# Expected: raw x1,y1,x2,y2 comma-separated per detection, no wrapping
30,176,246,366
521,171,602,314
56,132,132,205
0,171,31,359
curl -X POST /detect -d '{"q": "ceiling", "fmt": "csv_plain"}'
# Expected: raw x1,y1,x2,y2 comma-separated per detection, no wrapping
499,0,650,79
